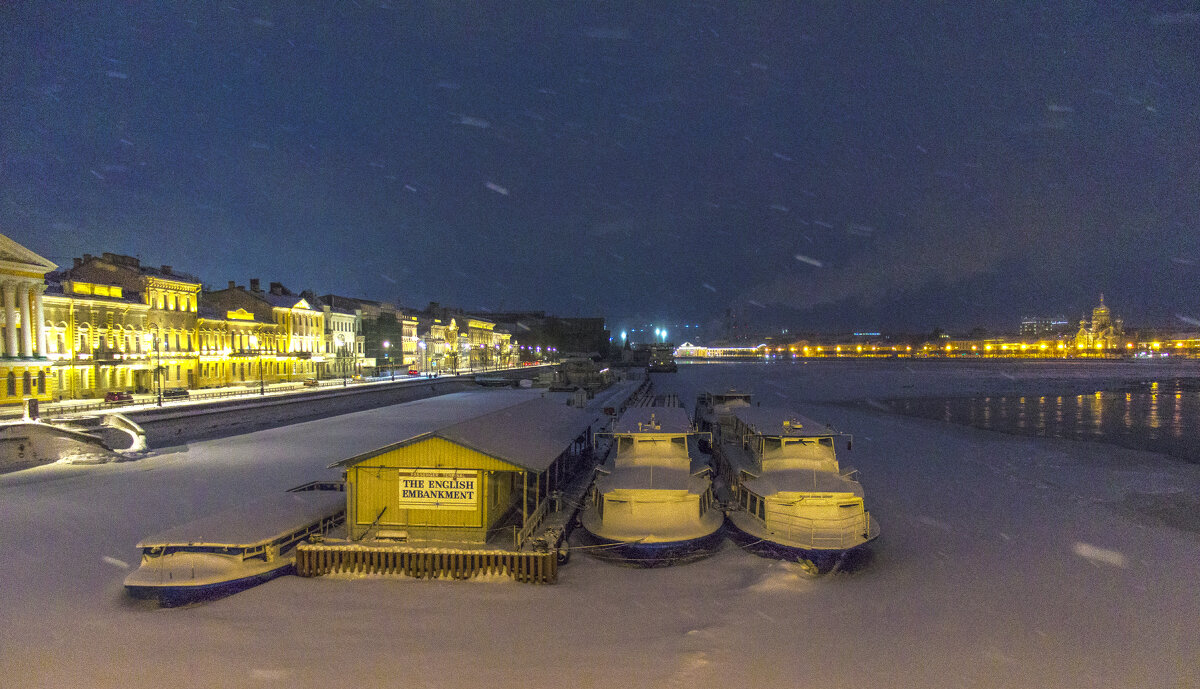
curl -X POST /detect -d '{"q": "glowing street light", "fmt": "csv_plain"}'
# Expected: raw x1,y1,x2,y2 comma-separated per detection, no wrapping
382,340,392,380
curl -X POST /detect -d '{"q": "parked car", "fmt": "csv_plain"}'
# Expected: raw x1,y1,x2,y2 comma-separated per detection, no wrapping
161,388,189,400
303,378,321,387
407,369,420,376
103,391,134,405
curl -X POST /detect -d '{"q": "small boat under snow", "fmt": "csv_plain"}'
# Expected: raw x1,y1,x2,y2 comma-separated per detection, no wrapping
693,388,753,450
715,406,879,574
578,406,724,567
124,484,345,606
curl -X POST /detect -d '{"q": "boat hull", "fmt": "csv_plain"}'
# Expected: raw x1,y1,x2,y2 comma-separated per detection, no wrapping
125,563,294,607
724,516,876,574
576,526,726,568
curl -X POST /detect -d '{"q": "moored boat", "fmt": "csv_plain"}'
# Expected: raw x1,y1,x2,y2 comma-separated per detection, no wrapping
715,406,879,574
124,486,345,606
578,406,724,566
693,388,753,450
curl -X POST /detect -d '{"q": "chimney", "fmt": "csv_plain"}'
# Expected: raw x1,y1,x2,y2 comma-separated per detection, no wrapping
250,278,260,292
84,253,93,262
161,265,171,274
228,280,236,289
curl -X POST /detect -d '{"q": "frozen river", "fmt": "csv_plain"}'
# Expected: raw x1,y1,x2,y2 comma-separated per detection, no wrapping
2,362,1198,688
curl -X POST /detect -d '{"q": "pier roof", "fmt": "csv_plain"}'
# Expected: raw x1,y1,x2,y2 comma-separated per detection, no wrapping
331,394,600,474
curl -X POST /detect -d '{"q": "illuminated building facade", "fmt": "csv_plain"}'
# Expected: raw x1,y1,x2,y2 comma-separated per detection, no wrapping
43,252,202,399
0,235,57,404
320,303,363,379
203,280,324,382
1074,295,1125,354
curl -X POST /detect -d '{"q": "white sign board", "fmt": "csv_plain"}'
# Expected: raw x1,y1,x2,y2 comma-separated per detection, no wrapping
397,470,479,511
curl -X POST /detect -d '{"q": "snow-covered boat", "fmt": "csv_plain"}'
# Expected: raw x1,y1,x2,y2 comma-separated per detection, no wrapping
715,406,879,574
124,486,345,606
577,407,724,566
693,388,753,451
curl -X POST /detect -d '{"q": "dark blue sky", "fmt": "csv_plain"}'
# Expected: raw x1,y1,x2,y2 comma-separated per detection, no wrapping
3,3,1198,334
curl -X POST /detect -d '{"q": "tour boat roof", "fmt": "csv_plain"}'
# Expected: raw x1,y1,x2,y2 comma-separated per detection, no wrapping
743,469,863,498
730,406,837,438
596,465,709,493
612,406,692,434
701,389,753,403
136,491,345,549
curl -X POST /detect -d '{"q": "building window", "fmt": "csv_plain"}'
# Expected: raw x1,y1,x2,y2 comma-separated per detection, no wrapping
22,372,31,395
6,372,14,397
37,371,45,394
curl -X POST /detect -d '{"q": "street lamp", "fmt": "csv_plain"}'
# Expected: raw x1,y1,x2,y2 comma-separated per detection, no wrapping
142,331,163,406
382,340,392,380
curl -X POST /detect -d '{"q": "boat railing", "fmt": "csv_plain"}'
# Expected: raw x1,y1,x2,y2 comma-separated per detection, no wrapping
767,509,870,549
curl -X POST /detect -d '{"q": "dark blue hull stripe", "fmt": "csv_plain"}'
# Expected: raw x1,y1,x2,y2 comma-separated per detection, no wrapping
576,527,726,568
724,521,873,573
125,565,293,607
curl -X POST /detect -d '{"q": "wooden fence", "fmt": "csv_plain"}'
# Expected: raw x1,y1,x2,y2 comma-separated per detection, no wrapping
295,544,558,584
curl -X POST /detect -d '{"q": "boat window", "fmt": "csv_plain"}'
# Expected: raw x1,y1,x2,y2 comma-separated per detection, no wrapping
757,498,765,520
671,436,686,451
763,438,783,454
820,437,833,447
617,436,634,454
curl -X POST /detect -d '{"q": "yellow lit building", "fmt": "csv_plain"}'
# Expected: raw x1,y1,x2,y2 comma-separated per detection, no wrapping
465,318,496,369
0,234,57,404
1074,294,1125,355
42,252,201,399
197,304,283,388
203,280,325,382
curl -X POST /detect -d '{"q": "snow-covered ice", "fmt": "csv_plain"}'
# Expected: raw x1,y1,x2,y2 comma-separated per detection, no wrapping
1,364,1198,688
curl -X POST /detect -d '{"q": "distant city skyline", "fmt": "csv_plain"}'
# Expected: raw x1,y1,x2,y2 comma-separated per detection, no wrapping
4,4,1198,331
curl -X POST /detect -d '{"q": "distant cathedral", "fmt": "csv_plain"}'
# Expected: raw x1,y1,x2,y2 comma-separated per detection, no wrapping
1074,294,1124,351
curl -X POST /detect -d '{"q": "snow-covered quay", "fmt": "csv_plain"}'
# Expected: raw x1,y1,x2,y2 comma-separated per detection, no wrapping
1,362,1197,688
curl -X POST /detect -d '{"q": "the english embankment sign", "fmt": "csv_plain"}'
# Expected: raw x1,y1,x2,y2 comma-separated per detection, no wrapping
397,470,479,510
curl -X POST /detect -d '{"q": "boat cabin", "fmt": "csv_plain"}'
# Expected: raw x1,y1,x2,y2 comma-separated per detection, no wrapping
590,406,718,540
727,407,844,474
695,389,753,436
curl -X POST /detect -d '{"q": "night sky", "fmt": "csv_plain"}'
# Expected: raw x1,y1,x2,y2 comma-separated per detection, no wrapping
3,3,1198,335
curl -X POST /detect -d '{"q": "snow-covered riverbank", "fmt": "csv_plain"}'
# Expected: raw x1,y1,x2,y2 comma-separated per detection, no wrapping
1,363,1196,688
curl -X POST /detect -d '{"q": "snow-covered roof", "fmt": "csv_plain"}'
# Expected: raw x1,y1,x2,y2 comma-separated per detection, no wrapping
731,406,836,437
135,492,344,548
595,465,706,493
744,469,863,498
612,406,692,434
333,395,599,474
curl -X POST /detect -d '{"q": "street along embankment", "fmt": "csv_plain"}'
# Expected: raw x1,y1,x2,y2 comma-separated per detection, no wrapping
125,378,480,447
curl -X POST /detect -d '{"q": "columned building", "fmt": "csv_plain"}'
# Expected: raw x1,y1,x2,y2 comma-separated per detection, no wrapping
0,234,57,404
